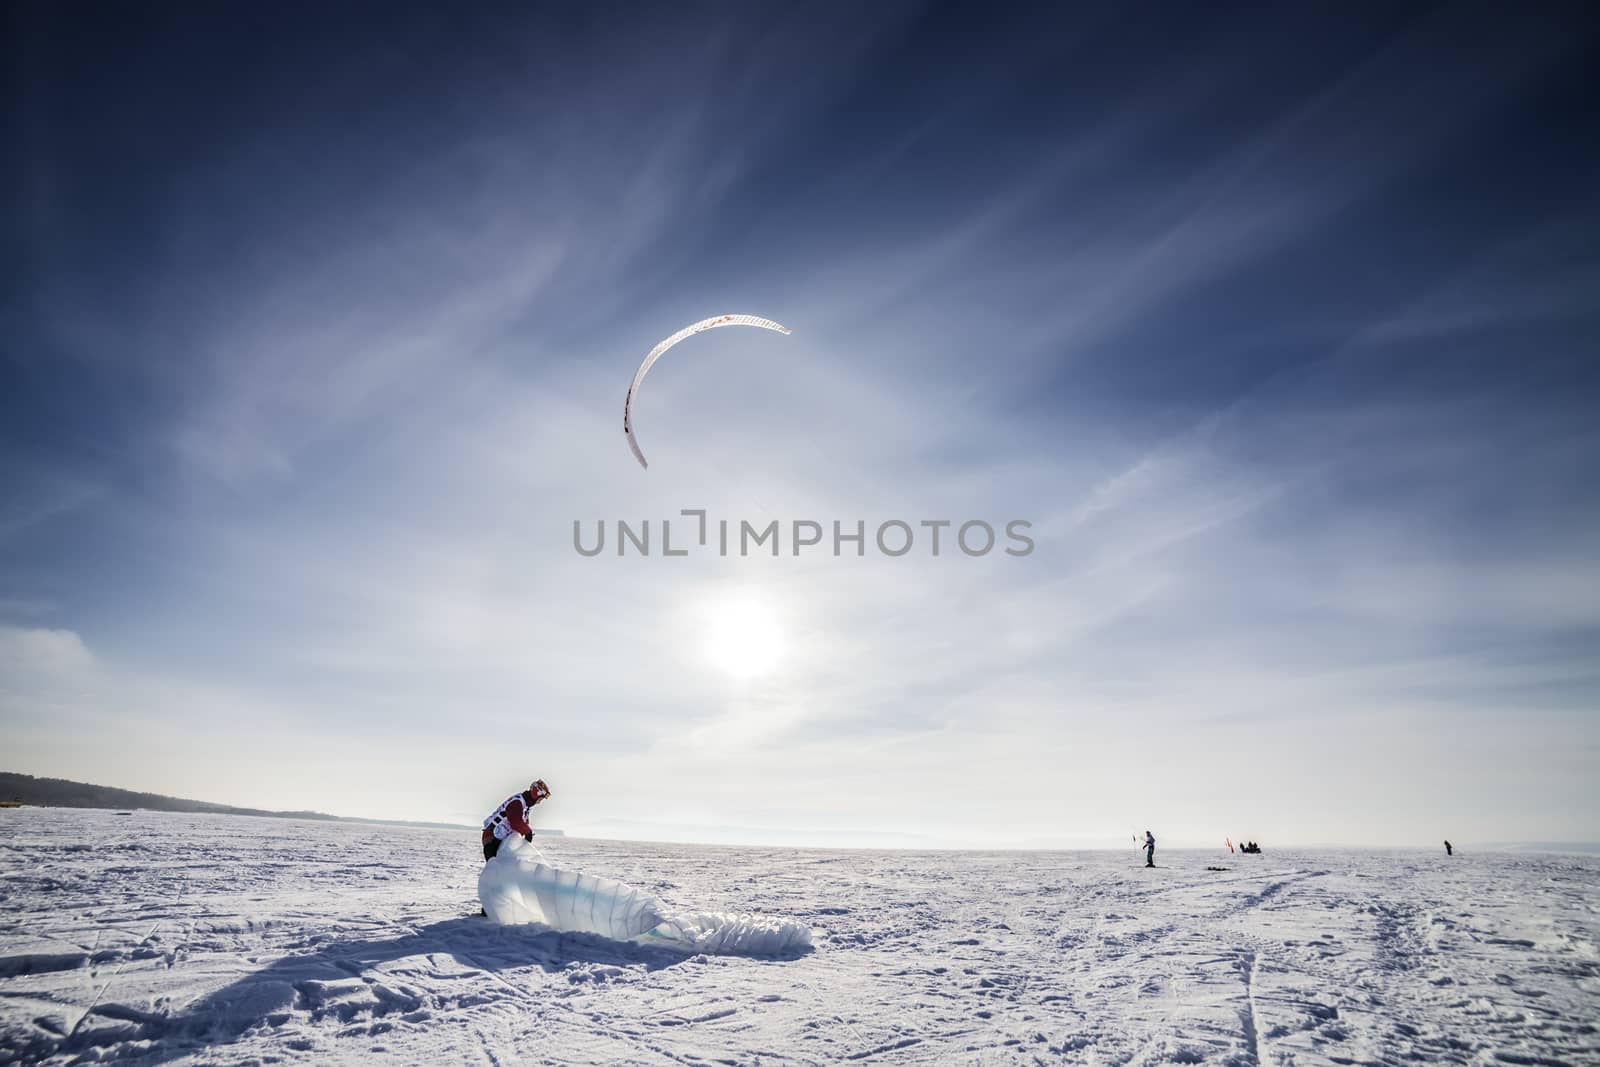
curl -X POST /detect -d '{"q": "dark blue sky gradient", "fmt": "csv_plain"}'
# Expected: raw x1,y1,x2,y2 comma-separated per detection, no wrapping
2,2,1597,838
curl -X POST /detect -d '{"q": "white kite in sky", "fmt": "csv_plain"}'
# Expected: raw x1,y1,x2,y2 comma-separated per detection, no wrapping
623,314,791,470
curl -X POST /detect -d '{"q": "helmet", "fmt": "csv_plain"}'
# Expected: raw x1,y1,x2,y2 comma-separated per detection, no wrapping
529,779,551,802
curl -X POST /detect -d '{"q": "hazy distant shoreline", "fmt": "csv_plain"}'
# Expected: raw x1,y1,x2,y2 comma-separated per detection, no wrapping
4,774,1593,854
0,771,571,835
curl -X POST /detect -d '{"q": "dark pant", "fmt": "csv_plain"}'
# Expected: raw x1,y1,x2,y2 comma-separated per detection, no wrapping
1145,846,1155,867
483,834,500,861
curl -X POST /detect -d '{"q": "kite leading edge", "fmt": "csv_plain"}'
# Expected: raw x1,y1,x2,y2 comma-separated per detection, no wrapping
623,314,792,470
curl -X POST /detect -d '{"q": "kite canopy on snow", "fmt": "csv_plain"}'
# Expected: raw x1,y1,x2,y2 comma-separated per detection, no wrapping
478,835,812,955
623,314,792,470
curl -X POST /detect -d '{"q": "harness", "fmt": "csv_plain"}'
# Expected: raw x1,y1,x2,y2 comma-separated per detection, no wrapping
483,794,524,839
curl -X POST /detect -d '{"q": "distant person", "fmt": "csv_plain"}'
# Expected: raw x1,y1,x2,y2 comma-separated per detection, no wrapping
1445,840,1453,856
1144,830,1156,868
481,779,551,861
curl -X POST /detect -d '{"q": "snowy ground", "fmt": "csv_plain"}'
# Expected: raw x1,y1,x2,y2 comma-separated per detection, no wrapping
1,809,1596,1065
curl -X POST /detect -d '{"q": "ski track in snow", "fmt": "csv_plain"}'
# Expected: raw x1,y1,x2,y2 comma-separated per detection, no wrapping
1,810,1597,1065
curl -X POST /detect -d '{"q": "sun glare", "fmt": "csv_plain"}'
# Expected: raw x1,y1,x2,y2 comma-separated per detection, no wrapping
704,594,786,678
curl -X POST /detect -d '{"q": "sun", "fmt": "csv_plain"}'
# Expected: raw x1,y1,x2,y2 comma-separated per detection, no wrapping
704,594,786,679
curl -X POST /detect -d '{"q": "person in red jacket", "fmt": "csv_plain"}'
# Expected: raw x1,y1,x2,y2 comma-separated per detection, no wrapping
482,779,551,861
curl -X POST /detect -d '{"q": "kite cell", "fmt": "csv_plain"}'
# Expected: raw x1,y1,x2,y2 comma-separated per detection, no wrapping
623,314,791,469
478,835,812,955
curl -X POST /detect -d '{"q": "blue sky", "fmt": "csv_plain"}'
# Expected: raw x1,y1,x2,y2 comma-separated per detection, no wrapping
3,3,1597,847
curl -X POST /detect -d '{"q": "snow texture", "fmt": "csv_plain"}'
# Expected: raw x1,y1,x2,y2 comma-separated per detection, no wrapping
478,834,812,954
1,808,1598,1065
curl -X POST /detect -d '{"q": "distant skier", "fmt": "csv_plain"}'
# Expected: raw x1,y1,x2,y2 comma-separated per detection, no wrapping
481,779,551,861
1143,830,1156,868
1444,840,1453,856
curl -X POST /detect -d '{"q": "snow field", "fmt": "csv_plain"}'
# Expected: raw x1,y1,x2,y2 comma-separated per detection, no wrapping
1,808,1596,1064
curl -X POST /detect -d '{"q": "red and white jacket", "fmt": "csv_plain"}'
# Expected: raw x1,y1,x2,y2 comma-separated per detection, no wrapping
483,792,535,841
